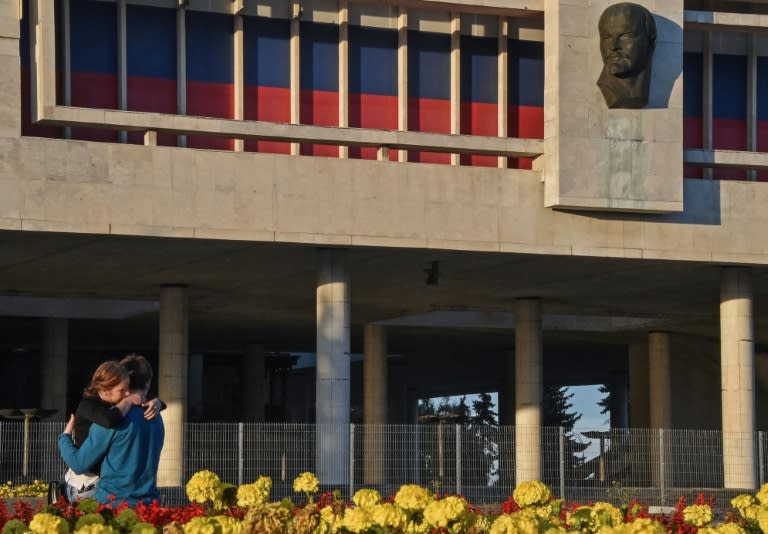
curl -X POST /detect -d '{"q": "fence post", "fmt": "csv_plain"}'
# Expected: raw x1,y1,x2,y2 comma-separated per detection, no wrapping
455,425,462,496
559,426,566,500
237,422,244,486
659,429,665,506
757,430,765,486
349,424,355,498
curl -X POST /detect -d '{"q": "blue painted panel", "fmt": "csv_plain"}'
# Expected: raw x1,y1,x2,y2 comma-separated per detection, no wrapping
461,35,497,104
300,21,338,91
508,39,543,107
127,5,176,79
244,16,290,88
349,26,397,96
757,56,768,121
186,11,233,83
713,53,746,119
683,52,703,117
71,0,117,73
408,30,450,100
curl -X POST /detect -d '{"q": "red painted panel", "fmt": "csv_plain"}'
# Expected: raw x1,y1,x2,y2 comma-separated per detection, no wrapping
300,89,338,157
349,93,397,160
508,105,543,169
461,101,497,167
244,85,291,154
684,116,703,179
127,76,177,146
713,118,746,180
187,81,234,150
407,97,450,164
71,71,118,142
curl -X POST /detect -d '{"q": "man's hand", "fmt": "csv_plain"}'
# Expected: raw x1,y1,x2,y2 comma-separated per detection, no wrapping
63,414,75,435
143,398,162,420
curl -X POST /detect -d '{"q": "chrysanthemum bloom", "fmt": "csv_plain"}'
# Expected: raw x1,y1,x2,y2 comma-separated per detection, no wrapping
757,483,768,505
423,496,468,529
73,525,118,534
29,513,70,534
394,484,435,512
624,518,667,534
683,504,714,527
352,488,381,508
237,476,272,507
757,506,768,534
490,512,540,534
589,502,625,531
183,516,223,534
318,505,341,534
340,507,374,533
186,470,223,504
370,503,407,530
732,494,756,511
293,472,319,494
212,515,243,534
716,523,747,534
513,480,552,507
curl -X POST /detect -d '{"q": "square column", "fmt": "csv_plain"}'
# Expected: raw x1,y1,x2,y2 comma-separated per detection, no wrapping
721,267,757,489
316,249,350,485
40,318,68,420
515,298,542,484
158,285,188,488
363,323,386,485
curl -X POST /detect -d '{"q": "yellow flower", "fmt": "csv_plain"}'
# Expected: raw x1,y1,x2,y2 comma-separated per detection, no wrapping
683,504,714,527
591,502,624,531
623,518,667,534
732,494,756,511
370,503,406,530
513,481,552,508
490,512,540,534
340,507,373,533
211,515,242,534
743,505,761,521
293,472,319,494
73,526,117,534
756,506,768,534
318,505,341,534
237,476,272,507
352,488,381,508
394,484,434,511
183,516,223,534
423,496,468,529
757,484,768,505
716,524,746,534
186,470,223,505
29,513,70,534
403,517,431,534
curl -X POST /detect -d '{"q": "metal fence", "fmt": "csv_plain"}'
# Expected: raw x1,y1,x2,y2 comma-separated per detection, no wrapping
1,422,765,508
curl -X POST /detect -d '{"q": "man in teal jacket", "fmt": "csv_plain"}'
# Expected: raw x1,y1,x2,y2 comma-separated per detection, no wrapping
58,355,165,506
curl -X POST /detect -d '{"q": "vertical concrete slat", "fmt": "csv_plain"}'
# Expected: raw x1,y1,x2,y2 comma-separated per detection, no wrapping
157,285,188,488
748,33,757,181
450,12,460,166
703,31,713,180
176,5,187,147
62,0,71,139
233,13,244,152
117,0,127,143
29,0,56,123
397,7,408,162
497,16,508,169
338,0,348,159
721,267,757,489
515,298,542,484
290,0,300,155
316,249,350,485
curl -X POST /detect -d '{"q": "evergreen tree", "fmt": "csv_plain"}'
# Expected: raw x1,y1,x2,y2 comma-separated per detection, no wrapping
470,392,498,427
542,385,589,483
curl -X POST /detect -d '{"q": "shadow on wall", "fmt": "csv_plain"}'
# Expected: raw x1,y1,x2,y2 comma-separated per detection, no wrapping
647,15,682,110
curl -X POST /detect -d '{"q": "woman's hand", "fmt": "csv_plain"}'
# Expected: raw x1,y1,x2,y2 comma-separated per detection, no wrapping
63,414,75,435
143,398,162,420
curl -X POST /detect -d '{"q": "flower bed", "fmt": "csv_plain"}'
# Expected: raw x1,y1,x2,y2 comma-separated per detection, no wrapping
0,472,765,534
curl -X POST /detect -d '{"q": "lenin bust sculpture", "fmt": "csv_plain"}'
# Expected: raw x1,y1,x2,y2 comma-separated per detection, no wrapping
597,2,657,109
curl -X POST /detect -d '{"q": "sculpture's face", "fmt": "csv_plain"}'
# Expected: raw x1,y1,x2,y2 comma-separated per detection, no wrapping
599,7,651,78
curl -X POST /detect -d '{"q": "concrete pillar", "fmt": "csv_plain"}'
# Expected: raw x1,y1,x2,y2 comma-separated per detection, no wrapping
628,341,650,428
648,332,672,430
316,249,350,485
721,267,757,489
40,318,68,419
515,298,542,484
243,345,265,422
157,285,188,488
363,324,386,484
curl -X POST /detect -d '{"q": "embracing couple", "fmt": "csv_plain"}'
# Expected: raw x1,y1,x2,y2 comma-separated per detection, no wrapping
57,354,165,506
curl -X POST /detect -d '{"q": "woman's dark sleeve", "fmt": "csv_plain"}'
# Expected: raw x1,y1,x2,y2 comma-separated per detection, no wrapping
76,398,124,428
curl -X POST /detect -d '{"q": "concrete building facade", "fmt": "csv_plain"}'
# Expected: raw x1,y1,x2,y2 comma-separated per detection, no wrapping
1,0,768,487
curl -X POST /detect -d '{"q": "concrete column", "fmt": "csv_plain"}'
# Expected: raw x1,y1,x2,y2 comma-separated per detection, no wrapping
515,299,542,484
628,341,650,428
243,345,266,422
648,332,672,430
316,249,350,484
157,285,188,488
40,318,68,419
363,324,386,484
721,267,757,489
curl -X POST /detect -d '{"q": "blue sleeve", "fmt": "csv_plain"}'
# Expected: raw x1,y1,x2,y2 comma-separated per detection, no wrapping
58,424,113,474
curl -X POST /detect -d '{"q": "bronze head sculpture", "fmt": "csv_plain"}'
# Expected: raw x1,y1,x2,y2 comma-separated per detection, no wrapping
597,2,656,109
